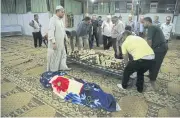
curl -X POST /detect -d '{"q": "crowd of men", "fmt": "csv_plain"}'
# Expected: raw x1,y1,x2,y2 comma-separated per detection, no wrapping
29,5,175,93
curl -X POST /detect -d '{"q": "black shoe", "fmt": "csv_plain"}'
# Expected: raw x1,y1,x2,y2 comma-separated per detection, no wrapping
115,54,123,59
137,88,143,93
122,84,128,89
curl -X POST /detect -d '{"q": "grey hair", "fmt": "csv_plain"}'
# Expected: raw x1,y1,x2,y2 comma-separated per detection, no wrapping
111,16,119,23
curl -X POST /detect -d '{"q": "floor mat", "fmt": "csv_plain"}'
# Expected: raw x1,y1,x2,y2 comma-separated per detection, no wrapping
1,36,180,117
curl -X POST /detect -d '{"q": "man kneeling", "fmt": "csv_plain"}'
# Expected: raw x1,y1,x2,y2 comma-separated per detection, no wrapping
117,31,155,93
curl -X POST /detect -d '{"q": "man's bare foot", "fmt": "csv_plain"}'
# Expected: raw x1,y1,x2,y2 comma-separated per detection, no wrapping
117,84,126,90
150,80,159,91
59,68,72,71
63,68,71,71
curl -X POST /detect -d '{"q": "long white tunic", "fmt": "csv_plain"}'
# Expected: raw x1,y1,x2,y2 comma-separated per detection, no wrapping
47,15,68,71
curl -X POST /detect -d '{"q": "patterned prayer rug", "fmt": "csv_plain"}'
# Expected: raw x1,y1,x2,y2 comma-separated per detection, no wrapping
1,36,180,117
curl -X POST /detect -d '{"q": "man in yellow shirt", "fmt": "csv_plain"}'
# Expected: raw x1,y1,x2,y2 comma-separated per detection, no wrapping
117,31,155,93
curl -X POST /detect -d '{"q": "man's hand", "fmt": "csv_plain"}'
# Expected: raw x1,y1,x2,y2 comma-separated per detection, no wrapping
123,54,129,67
147,40,152,47
52,43,57,50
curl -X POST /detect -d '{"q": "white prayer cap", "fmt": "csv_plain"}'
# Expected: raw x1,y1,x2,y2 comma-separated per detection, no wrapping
128,14,132,17
140,15,144,19
166,16,171,20
107,15,111,19
56,5,64,10
85,13,89,16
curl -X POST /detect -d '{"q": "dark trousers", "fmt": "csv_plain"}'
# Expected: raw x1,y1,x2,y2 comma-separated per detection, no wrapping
103,35,112,50
90,32,99,49
112,38,118,55
43,38,48,47
115,46,123,59
149,51,167,81
122,59,154,92
32,31,42,48
139,32,144,38
112,38,123,59
64,39,68,54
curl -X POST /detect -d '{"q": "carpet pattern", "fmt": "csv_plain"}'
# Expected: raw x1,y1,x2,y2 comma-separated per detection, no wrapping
1,36,180,117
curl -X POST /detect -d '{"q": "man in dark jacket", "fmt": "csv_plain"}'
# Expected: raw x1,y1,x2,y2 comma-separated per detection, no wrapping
76,17,91,50
90,15,99,49
143,17,168,89
98,16,103,27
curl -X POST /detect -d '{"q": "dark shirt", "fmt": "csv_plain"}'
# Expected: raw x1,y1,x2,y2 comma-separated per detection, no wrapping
91,20,98,32
98,20,103,27
76,21,90,37
147,25,168,52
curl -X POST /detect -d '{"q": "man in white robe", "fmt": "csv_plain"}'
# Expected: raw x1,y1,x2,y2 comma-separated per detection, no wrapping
47,6,71,71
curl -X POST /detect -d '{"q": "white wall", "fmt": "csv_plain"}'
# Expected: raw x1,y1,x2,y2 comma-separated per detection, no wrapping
1,12,179,36
1,12,83,36
173,15,180,35
74,15,84,29
1,12,50,36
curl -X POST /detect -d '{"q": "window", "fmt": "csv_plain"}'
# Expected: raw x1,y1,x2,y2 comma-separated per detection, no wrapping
60,0,64,7
150,5,157,8
150,2,158,13
66,13,74,28
93,2,98,14
46,0,50,11
126,2,132,10
115,1,120,12
26,0,31,12
126,2,132,13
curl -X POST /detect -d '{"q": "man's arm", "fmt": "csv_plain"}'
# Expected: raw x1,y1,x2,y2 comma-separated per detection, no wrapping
146,27,153,47
132,21,135,31
76,22,83,37
101,21,105,32
113,23,123,39
158,22,161,28
123,54,129,66
96,20,99,27
29,20,36,29
48,18,56,43
160,23,163,30
121,42,129,66
119,22,125,33
147,40,152,47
